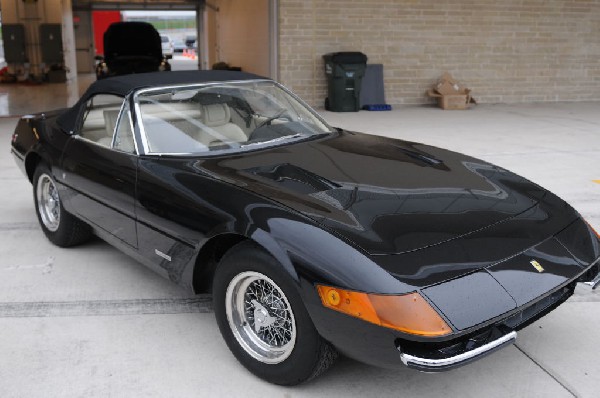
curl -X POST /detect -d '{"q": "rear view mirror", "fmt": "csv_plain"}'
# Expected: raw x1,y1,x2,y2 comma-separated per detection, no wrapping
172,90,197,100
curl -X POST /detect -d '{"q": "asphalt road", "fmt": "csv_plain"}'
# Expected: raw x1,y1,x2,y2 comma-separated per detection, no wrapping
170,53,199,71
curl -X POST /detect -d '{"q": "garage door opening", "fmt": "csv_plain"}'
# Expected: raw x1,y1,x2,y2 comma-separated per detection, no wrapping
121,10,199,72
72,1,277,78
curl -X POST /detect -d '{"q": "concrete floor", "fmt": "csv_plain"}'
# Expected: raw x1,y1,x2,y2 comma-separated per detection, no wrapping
1,101,599,397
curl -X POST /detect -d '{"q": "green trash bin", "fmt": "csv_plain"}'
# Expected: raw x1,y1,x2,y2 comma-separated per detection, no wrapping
323,52,368,112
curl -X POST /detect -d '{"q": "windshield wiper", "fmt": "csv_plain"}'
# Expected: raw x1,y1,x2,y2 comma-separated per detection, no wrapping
241,134,303,148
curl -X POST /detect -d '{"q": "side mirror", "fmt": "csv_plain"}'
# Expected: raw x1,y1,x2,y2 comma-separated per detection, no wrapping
165,54,173,60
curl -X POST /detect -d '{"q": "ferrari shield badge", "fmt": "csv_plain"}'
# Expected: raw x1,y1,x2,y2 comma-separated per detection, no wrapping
530,260,545,273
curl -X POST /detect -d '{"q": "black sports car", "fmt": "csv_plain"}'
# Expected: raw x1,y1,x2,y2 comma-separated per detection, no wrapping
95,22,172,80
10,71,600,385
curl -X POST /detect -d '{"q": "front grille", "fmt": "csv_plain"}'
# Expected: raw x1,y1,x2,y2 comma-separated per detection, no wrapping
397,281,575,361
502,282,575,331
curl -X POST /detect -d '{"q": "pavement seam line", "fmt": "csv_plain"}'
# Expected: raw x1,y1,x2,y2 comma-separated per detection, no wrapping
0,297,214,318
514,343,579,398
0,222,40,231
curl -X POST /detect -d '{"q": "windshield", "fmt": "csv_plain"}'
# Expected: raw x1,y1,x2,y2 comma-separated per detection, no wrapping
135,80,333,155
161,36,169,43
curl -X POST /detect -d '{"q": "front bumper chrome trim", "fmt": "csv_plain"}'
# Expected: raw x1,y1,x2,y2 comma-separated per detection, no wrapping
400,331,517,371
580,258,600,290
583,274,600,290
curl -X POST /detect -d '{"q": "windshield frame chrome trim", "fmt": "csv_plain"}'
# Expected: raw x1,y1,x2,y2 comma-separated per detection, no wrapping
132,79,334,157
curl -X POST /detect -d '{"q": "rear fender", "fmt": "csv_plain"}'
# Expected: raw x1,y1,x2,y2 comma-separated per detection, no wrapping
12,116,53,180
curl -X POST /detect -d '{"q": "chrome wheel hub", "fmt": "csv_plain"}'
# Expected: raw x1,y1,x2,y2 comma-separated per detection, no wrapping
225,271,296,364
36,173,61,232
251,299,276,332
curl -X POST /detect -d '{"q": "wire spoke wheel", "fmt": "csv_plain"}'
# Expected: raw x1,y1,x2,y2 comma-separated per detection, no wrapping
214,243,338,384
36,173,61,232
226,271,296,364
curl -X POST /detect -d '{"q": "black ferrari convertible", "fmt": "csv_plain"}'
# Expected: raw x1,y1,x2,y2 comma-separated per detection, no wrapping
10,71,600,385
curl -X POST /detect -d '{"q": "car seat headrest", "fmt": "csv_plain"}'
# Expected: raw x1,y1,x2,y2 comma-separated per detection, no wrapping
201,103,231,127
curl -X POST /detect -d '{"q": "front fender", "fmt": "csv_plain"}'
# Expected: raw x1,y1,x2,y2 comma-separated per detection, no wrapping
202,204,410,296
263,216,409,295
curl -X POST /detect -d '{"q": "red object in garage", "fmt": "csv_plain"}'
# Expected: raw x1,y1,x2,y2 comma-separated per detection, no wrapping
92,11,121,56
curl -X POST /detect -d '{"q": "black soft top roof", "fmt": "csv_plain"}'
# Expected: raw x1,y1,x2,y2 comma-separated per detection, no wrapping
58,70,266,133
85,70,265,98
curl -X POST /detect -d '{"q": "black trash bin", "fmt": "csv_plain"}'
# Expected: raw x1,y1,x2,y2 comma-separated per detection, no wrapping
323,52,368,112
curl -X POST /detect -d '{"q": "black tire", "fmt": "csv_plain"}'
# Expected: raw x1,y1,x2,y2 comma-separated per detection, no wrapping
33,164,92,247
213,241,337,385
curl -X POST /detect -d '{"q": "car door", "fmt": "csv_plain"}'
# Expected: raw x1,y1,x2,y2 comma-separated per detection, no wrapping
130,94,205,281
61,94,138,248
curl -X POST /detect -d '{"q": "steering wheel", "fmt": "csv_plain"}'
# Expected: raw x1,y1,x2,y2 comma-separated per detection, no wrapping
255,109,293,129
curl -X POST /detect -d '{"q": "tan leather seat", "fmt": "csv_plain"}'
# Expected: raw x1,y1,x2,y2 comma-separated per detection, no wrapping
95,109,120,148
199,103,247,146
96,136,113,147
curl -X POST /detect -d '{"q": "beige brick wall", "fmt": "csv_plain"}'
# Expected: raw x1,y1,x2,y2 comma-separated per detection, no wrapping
279,0,600,107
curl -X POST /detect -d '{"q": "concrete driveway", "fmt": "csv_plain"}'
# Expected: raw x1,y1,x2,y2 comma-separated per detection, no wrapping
1,103,599,397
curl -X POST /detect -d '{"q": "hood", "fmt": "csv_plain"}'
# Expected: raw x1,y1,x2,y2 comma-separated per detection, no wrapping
199,131,548,255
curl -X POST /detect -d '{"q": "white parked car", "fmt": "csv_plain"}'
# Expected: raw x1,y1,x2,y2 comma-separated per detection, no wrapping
160,34,173,56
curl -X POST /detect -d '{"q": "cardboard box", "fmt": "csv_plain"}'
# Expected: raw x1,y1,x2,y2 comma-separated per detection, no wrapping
427,72,473,110
428,89,471,110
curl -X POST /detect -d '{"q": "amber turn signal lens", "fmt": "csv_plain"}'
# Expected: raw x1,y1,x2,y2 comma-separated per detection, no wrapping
316,285,451,337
